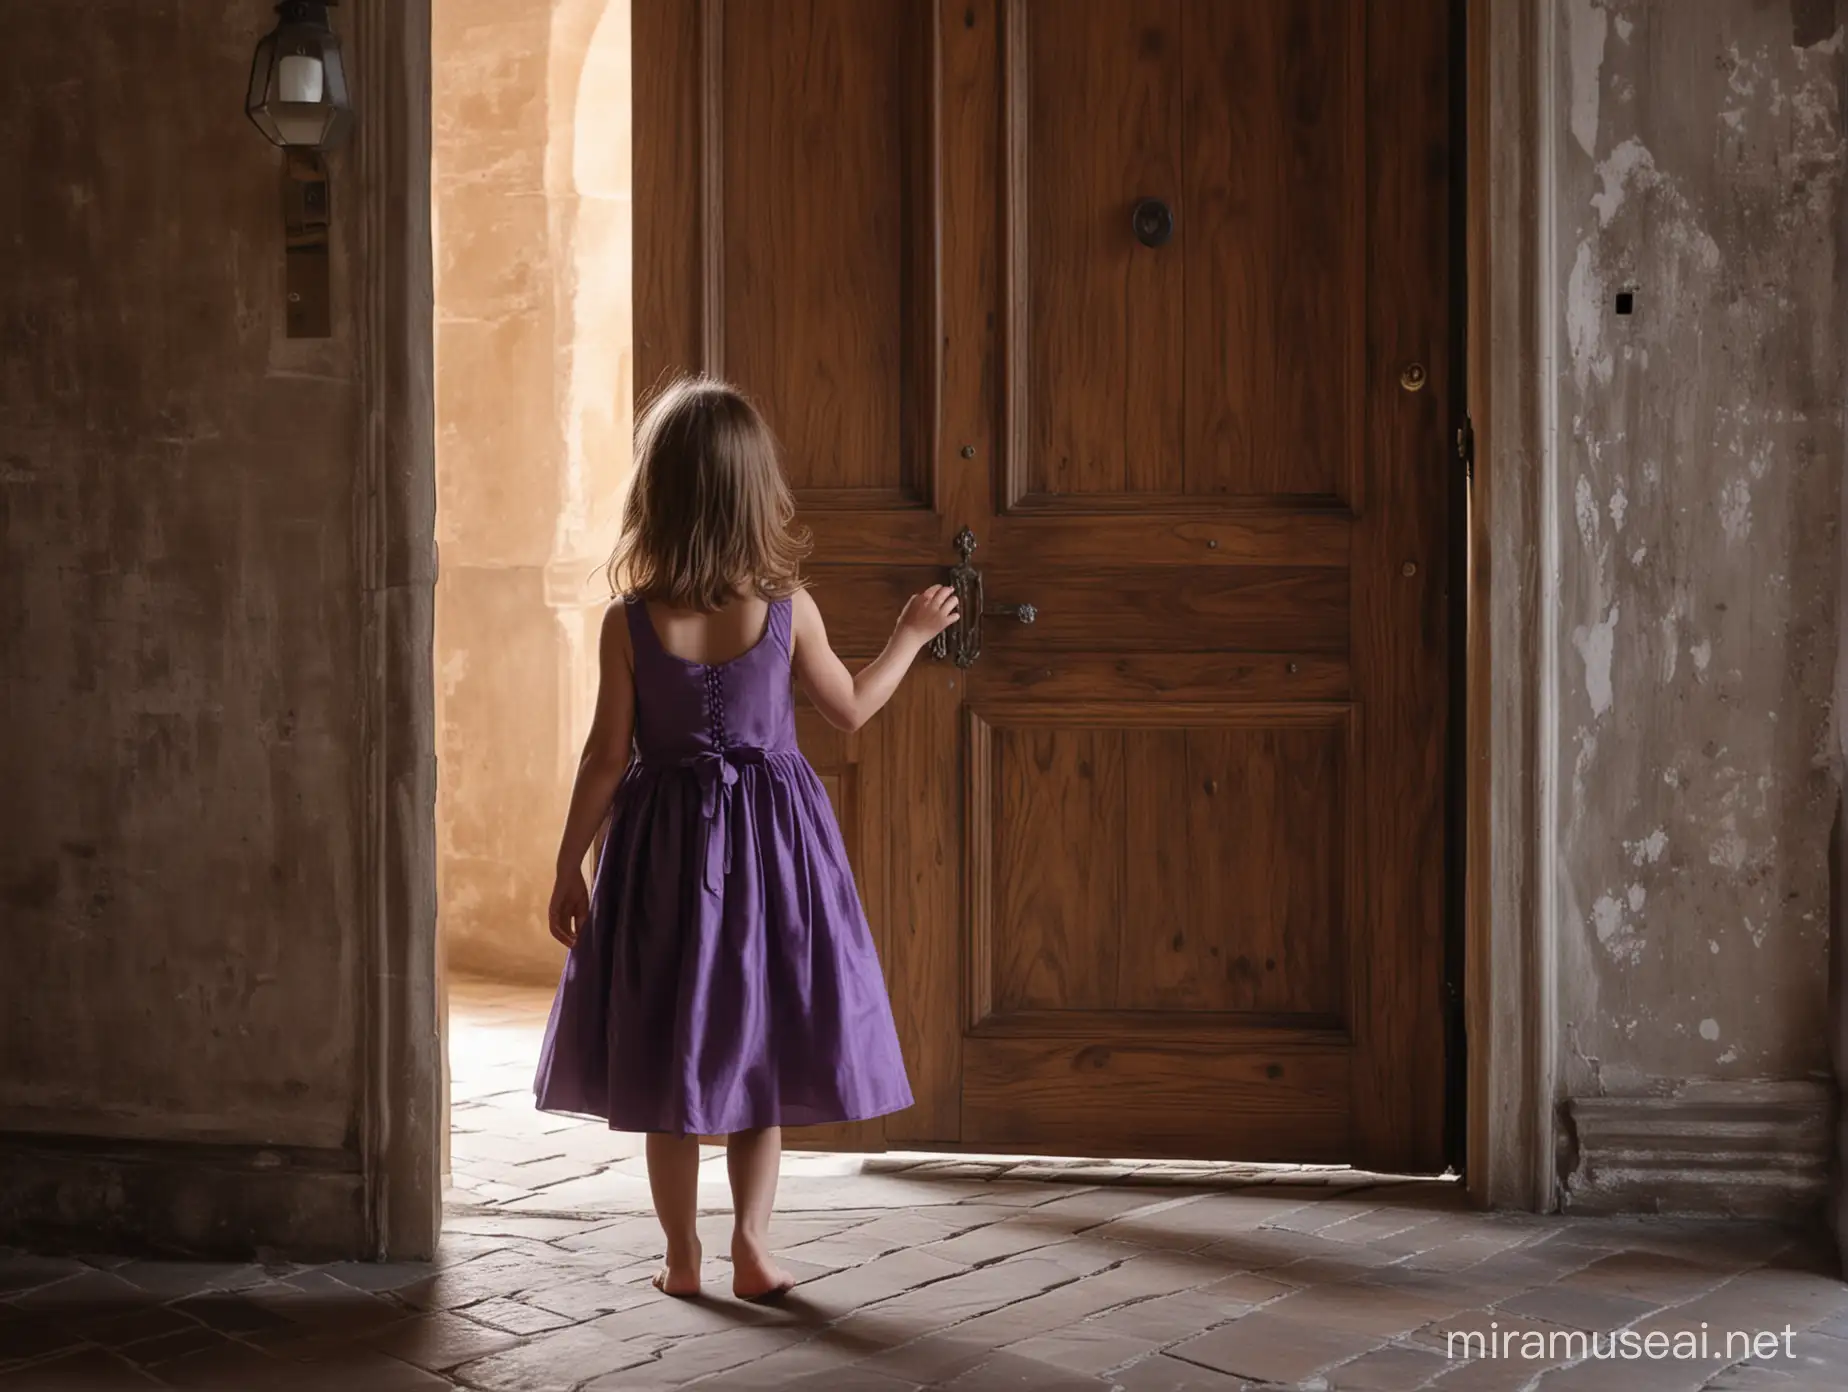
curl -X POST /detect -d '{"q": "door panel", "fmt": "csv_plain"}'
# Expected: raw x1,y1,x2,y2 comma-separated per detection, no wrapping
1017,0,1360,504
635,0,1452,1173
968,704,1354,1026
721,0,937,507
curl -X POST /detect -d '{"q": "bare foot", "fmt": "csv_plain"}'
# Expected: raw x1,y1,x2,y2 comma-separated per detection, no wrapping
652,1244,702,1298
731,1236,796,1302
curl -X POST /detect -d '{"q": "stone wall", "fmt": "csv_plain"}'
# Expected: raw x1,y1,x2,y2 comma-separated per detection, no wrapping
1551,0,1844,1213
0,0,399,1255
433,0,632,985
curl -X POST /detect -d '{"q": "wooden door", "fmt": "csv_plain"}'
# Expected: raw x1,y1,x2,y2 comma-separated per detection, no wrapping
635,0,1453,1173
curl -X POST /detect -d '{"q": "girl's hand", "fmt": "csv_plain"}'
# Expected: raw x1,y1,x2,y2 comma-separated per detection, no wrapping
895,585,960,649
548,865,590,949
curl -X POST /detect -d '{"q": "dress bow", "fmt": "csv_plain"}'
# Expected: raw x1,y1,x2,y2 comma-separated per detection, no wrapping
685,748,766,892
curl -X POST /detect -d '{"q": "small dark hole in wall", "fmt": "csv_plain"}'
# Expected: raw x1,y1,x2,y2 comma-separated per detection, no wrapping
1615,291,1635,316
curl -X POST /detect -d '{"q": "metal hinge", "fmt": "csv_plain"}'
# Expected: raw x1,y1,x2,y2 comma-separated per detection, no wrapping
1455,414,1475,482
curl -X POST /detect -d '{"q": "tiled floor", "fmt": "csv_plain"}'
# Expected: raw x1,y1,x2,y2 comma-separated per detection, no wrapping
2,978,1842,1391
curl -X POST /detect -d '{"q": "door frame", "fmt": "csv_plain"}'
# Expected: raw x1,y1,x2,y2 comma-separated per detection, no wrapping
361,0,1562,1258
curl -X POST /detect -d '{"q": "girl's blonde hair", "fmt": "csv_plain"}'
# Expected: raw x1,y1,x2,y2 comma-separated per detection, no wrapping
606,376,811,610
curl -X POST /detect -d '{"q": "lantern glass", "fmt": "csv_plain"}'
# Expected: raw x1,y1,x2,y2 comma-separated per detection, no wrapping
246,3,353,151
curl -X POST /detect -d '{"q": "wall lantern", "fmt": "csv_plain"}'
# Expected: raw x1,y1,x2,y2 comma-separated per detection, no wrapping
248,2,353,340
246,1,354,152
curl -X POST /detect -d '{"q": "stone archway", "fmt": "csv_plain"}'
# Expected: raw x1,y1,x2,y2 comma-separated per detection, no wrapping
431,0,632,987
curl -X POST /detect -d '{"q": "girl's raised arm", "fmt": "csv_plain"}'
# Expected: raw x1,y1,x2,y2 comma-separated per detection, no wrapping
548,603,637,946
790,586,958,733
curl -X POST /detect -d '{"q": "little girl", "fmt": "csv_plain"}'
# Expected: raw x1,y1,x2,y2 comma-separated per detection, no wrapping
533,376,957,1301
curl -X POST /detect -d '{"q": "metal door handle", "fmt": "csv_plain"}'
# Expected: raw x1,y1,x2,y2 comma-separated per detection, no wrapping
1132,197,1174,248
929,529,1037,668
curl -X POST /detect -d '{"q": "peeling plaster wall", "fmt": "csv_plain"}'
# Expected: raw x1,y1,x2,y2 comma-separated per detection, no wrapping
0,3,366,1160
1553,1,1843,1112
433,0,632,985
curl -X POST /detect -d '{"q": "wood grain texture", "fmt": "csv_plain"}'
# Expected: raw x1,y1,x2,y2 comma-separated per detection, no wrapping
974,653,1351,705
1348,0,1451,1174
719,0,936,501
988,511,1351,566
991,726,1126,1012
1179,0,1359,501
963,1037,1352,1161
1003,0,1360,505
1018,0,1185,499
881,673,965,1145
974,715,1346,1022
975,565,1350,654
633,0,701,396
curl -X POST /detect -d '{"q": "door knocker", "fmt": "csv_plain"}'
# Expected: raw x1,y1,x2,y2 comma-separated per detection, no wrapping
930,528,1037,669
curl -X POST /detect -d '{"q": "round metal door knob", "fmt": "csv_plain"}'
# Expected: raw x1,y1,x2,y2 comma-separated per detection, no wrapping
1131,198,1175,249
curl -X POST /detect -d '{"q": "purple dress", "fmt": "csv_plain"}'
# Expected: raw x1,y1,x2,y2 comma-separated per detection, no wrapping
533,594,914,1135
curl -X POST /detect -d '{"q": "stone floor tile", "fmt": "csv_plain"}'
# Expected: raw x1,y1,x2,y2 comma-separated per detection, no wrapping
1201,1227,1400,1280
851,1251,1107,1328
318,1259,442,1294
461,1295,577,1336
1004,1323,1160,1376
173,1290,316,1339
283,1346,462,1391
848,1206,1022,1249
115,1322,240,1370
1088,1289,1255,1347
1430,1355,1567,1391
392,1249,556,1311
1405,1229,1546,1272
922,1218,1070,1268
1320,1211,1453,1252
1703,1368,1847,1391
845,1331,1029,1388
585,1290,781,1349
1170,1310,1392,1384
0,1304,88,1365
1262,1279,1464,1338
1495,1282,1660,1332
452,1322,655,1391
519,1274,657,1321
1557,1250,1736,1306
581,1324,810,1389
107,1260,266,1300
1633,1268,1848,1339
1107,1351,1262,1390
11,1267,144,1317
63,1303,201,1351
363,1308,524,1371
0,1347,161,1389
242,1275,409,1342
1325,1341,1455,1390
937,1348,1110,1389
720,1364,923,1392
1530,1353,1727,1391
0,1255,87,1297
780,1247,968,1318
503,1170,652,1211
1354,1263,1533,1311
